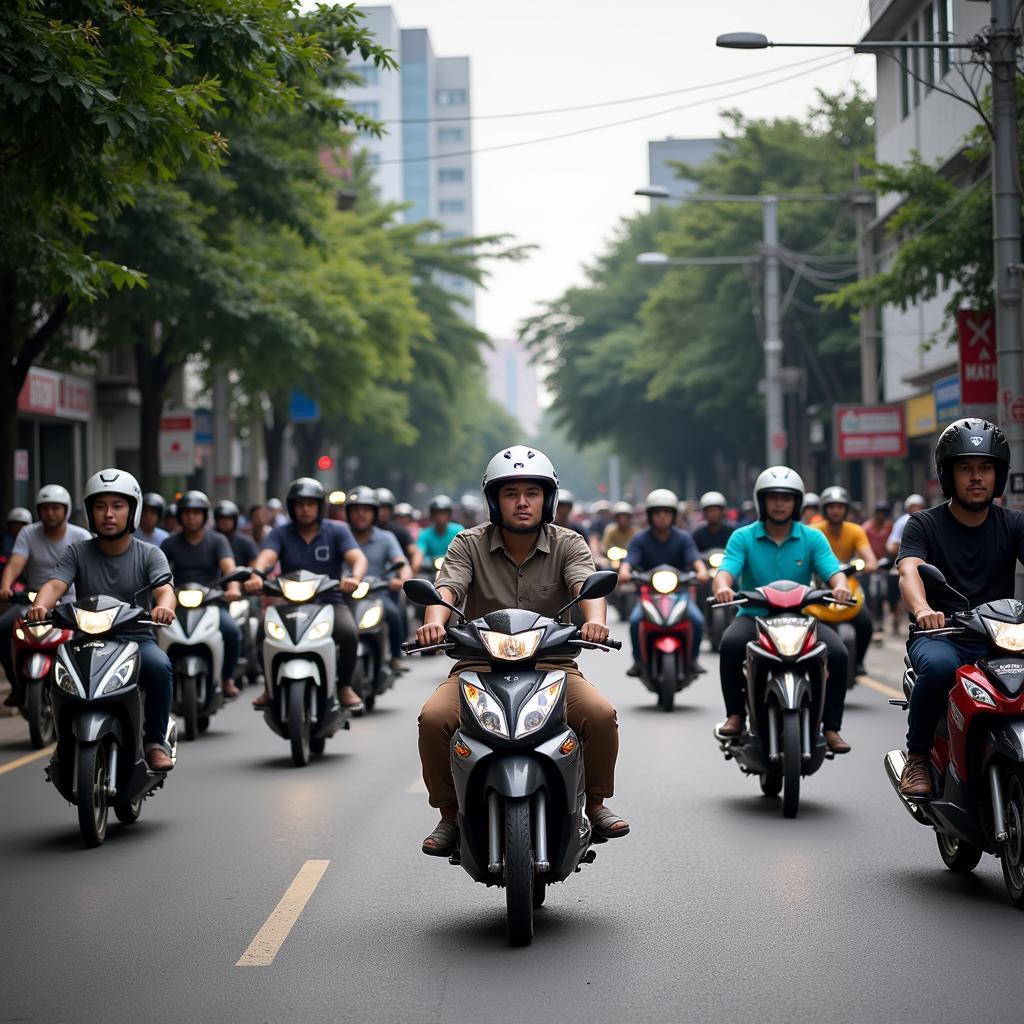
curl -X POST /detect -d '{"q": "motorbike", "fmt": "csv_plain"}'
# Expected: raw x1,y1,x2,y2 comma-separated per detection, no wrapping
41,578,177,847
228,593,262,688
713,580,855,818
630,566,699,711
700,549,735,652
884,563,1024,907
603,546,636,622
347,559,406,712
8,590,74,747
256,568,353,767
158,569,250,740
411,554,446,626
402,570,621,946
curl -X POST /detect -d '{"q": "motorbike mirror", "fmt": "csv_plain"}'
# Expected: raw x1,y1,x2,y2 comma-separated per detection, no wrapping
554,570,618,622
131,573,174,606
403,578,465,621
917,562,969,610
388,558,406,572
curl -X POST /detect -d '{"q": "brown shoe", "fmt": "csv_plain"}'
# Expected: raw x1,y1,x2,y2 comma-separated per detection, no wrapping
339,685,364,711
716,714,745,738
824,729,851,754
222,679,240,699
146,747,173,772
900,754,933,799
252,691,271,709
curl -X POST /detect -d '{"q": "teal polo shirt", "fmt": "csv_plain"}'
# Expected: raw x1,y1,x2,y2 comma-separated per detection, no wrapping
719,520,841,616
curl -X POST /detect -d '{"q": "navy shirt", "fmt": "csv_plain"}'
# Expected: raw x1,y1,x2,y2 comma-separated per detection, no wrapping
625,526,701,572
161,530,233,587
225,530,259,567
692,522,735,552
262,520,358,604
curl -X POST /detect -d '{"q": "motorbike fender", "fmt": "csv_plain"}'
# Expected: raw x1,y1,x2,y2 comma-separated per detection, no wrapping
176,655,207,679
276,659,321,683
24,653,52,679
766,671,807,711
654,636,681,654
72,710,123,746
981,719,1024,765
483,754,546,799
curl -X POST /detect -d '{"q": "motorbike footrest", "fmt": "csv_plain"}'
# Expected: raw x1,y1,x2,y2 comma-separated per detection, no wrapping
447,851,461,866
889,699,909,710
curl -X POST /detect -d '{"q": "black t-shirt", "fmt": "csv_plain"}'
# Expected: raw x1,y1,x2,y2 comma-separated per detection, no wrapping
897,503,1024,614
161,530,233,587
226,530,259,567
383,521,414,555
692,523,735,552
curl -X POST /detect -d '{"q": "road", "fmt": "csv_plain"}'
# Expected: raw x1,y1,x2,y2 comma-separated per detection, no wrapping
2,627,1022,1024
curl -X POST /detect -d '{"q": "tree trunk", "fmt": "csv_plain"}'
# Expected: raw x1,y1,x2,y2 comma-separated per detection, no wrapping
133,323,177,493
263,392,289,499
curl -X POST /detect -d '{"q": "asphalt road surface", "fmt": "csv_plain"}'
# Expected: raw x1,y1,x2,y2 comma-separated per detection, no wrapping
2,629,1022,1024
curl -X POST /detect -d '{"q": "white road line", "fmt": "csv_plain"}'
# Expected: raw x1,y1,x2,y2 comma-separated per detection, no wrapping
236,860,330,967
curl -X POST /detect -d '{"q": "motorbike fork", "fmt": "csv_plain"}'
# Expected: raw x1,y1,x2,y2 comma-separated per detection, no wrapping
990,764,1009,844
106,742,119,797
487,792,503,875
533,790,549,873
801,707,812,762
767,706,780,763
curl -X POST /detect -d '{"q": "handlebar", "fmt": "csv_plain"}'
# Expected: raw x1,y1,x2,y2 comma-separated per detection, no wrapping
401,632,623,654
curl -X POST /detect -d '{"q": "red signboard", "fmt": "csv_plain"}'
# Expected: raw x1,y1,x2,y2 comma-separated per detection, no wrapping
834,403,907,459
958,310,997,404
17,368,93,420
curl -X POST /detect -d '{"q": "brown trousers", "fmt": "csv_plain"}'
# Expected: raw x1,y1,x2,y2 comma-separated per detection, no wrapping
417,660,619,809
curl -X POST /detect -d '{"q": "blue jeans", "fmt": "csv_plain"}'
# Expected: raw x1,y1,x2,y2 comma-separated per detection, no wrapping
137,637,173,750
217,605,241,681
906,634,988,755
630,599,705,665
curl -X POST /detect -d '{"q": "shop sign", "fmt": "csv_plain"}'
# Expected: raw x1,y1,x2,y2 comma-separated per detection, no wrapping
14,450,29,482
17,368,93,420
906,392,937,438
958,310,997,404
933,374,961,422
159,410,195,476
834,403,907,459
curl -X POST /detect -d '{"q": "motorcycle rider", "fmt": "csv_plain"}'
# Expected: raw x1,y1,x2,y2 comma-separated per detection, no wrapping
160,491,243,699
813,485,877,676
416,445,627,855
2,507,32,562
618,489,709,678
0,485,91,705
27,470,176,771
377,488,421,573
712,466,854,753
246,477,368,711
417,495,463,563
345,486,413,671
896,419,1024,798
692,491,735,552
887,492,927,558
554,489,587,538
802,492,824,526
600,501,637,555
214,500,260,567
137,493,169,547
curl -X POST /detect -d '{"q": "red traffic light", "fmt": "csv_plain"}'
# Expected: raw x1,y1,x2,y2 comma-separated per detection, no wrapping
317,455,333,471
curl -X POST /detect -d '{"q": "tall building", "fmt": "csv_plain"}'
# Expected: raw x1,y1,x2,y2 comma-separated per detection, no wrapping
483,339,541,439
646,137,722,204
342,6,475,320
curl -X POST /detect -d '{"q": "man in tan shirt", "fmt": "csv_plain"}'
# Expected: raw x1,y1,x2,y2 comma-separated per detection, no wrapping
415,446,629,856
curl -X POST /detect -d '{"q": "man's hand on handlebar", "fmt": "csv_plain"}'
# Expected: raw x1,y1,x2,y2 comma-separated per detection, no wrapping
715,586,736,604
416,622,447,647
338,577,360,595
914,606,945,630
580,621,609,644
244,574,263,595
26,604,48,622
151,606,175,626
830,586,854,605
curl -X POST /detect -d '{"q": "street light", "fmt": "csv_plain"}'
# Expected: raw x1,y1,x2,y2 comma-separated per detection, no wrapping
716,32,969,51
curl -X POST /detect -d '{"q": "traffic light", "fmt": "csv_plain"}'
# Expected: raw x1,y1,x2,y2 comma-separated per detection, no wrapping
317,454,333,471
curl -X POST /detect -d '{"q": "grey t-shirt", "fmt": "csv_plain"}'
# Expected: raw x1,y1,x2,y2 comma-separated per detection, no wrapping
51,537,171,612
160,530,232,587
355,526,405,578
12,522,92,596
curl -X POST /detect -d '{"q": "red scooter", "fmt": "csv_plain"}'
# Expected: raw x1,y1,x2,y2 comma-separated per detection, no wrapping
885,563,1024,907
8,591,73,747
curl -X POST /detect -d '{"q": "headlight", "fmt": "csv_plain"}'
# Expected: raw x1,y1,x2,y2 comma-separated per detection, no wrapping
351,581,370,600
28,624,53,639
280,578,318,603
14,627,25,641
266,619,287,640
359,605,383,630
54,661,78,694
306,619,332,642
100,657,137,696
515,678,564,738
177,589,204,609
229,599,250,618
651,570,679,595
479,628,544,662
986,619,1024,652
74,607,118,635
462,682,509,737
763,619,811,657
607,547,627,562
434,557,445,570
708,551,724,570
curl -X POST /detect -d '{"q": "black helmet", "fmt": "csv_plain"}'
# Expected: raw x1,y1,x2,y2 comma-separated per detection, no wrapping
214,499,240,522
935,418,1010,499
346,485,380,522
176,490,211,524
376,487,396,509
286,477,325,520
429,494,455,514
142,492,166,519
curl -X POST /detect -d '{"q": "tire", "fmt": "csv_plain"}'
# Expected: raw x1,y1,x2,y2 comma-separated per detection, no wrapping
1000,768,1024,906
936,830,983,874
180,675,198,741
76,741,109,847
657,652,677,712
288,683,311,767
760,770,783,798
26,679,55,749
114,797,143,825
781,711,801,819
504,797,534,946
198,715,210,734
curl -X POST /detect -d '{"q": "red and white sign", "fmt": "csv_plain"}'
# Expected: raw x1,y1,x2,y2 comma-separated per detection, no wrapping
834,403,907,459
14,450,29,483
958,310,997,405
17,367,93,420
159,410,195,476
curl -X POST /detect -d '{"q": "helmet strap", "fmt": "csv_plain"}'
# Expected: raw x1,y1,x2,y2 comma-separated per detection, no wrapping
501,520,542,535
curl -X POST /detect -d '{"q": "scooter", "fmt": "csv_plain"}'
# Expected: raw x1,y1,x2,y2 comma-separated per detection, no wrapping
158,569,250,740
256,569,353,767
347,559,405,712
228,593,262,687
884,562,1024,906
807,559,865,691
714,580,855,818
700,549,735,652
8,590,74,747
41,578,177,847
630,566,699,712
403,571,621,946
411,555,445,627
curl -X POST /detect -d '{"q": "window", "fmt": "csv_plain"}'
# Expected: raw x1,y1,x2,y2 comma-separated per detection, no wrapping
937,0,954,77
438,167,465,183
922,4,936,89
436,88,468,106
439,199,465,213
908,20,921,109
350,64,379,86
899,35,910,119
440,230,465,241
349,101,380,120
438,126,465,144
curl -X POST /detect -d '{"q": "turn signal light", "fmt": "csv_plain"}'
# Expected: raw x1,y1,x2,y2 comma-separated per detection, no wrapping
454,741,471,759
560,736,577,755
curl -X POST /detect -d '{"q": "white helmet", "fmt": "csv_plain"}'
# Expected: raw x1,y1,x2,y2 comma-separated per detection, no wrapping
83,468,143,533
611,500,633,516
36,484,72,518
6,507,32,525
700,490,727,511
753,466,805,522
904,493,926,510
481,446,559,526
644,489,679,513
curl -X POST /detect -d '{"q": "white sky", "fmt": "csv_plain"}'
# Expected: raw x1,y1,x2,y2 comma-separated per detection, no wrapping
361,1,875,339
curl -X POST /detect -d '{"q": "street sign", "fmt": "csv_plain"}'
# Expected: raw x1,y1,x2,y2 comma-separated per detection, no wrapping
289,390,320,424
193,407,213,445
159,410,195,476
958,310,997,404
834,403,907,459
770,430,788,453
933,374,961,422
14,449,29,482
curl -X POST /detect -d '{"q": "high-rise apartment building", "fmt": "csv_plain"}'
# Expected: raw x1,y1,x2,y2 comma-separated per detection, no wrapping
483,338,541,439
342,7,475,320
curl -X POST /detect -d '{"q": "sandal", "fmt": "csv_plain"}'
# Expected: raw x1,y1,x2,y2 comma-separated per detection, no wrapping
589,805,630,839
422,819,459,857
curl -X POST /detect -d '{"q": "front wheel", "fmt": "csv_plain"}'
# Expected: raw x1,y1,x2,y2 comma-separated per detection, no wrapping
657,652,677,712
781,711,801,819
504,797,534,946
936,831,982,874
77,741,109,847
288,683,311,767
1001,768,1024,906
180,675,198,741
26,679,55,748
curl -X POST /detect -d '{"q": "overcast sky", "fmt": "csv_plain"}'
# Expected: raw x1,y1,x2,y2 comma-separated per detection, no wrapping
358,1,875,340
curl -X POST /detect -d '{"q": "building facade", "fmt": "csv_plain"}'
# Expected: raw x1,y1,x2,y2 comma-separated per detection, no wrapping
483,338,541,439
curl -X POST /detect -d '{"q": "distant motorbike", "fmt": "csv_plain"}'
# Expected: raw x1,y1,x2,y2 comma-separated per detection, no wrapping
700,549,735,652
411,555,446,627
403,570,621,946
604,546,635,622
347,559,406,712
885,563,1024,906
807,559,865,691
228,594,262,687
41,579,177,847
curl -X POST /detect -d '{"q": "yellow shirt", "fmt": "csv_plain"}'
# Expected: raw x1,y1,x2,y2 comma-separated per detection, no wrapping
601,523,637,554
813,520,869,563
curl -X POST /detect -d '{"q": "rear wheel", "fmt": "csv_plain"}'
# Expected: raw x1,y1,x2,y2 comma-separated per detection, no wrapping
114,797,143,825
309,735,326,756
504,797,534,946
936,830,982,874
781,711,801,819
657,652,677,712
288,683,311,767
1001,768,1024,906
76,741,109,847
26,679,55,748
180,675,198,741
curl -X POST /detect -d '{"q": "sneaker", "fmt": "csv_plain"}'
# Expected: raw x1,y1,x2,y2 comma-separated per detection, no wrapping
899,754,933,799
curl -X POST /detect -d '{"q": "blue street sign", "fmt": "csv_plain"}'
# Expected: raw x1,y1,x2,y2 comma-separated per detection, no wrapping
933,374,961,421
193,407,213,445
289,389,320,424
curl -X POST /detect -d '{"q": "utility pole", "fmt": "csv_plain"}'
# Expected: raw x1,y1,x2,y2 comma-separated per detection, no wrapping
762,196,786,466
